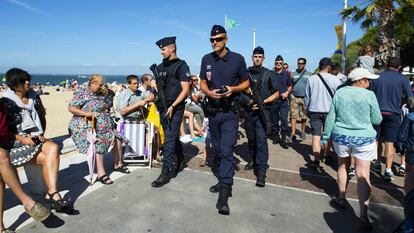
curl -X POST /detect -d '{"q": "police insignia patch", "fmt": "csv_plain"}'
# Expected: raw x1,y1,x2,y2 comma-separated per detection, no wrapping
206,71,211,81
186,72,191,77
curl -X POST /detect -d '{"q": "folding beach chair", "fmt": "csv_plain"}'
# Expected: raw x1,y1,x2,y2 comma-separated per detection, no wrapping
116,111,154,169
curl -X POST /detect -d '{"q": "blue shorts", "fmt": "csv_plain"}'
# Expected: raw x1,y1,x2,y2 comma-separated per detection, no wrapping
374,114,401,143
407,151,414,165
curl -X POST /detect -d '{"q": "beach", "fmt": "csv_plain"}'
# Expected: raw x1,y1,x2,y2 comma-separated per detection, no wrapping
40,87,74,138
0,86,74,139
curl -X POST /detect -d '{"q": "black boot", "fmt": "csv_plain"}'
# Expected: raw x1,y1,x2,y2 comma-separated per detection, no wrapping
151,166,173,188
244,161,254,170
174,155,185,177
279,134,288,149
216,184,232,215
272,135,280,145
255,169,266,187
209,182,221,193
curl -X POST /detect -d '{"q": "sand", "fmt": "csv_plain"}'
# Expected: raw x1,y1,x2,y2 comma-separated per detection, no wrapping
39,87,74,138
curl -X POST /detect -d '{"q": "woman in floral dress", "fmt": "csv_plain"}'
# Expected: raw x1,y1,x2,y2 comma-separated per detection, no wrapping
68,74,126,185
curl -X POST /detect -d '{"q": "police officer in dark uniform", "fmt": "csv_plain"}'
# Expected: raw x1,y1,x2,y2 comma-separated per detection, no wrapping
272,55,292,149
199,25,249,215
242,46,279,187
151,36,191,188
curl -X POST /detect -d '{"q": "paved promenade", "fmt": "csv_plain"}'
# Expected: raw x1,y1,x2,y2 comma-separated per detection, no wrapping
5,133,405,232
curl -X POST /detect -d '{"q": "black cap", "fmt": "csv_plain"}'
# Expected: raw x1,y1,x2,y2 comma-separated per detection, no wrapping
275,55,283,61
211,25,226,36
155,36,176,48
253,46,264,55
319,57,332,68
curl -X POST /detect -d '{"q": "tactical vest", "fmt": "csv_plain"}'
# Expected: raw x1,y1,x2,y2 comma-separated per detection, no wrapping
249,67,274,100
157,59,186,103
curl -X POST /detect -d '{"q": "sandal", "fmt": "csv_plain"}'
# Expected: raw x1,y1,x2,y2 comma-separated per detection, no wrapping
199,160,206,167
46,192,74,214
96,174,113,185
25,202,50,222
330,197,347,209
114,166,130,174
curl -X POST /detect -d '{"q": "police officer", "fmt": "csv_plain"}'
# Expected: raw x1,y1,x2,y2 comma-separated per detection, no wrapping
200,25,249,215
272,55,292,149
242,46,279,187
151,36,191,188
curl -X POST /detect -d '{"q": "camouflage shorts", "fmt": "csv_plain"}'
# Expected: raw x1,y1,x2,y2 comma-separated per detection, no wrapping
289,95,306,120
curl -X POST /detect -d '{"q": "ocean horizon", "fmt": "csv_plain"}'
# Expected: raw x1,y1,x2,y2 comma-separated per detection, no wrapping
0,73,136,85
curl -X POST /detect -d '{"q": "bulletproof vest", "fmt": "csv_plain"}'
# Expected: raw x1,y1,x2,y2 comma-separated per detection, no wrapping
157,59,186,103
248,66,273,99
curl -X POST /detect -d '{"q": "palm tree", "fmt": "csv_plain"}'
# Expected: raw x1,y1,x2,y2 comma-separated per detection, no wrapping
341,0,413,69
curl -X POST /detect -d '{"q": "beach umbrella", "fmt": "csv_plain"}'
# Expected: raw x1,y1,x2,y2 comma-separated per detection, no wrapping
85,115,96,185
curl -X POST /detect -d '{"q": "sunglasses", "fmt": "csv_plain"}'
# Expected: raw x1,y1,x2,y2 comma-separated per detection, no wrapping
210,37,226,43
298,63,305,65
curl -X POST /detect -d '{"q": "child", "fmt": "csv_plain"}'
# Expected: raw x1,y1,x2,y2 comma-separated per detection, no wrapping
356,45,376,74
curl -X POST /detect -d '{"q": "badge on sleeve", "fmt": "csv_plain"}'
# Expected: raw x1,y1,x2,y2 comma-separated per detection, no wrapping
206,65,212,81
186,71,191,78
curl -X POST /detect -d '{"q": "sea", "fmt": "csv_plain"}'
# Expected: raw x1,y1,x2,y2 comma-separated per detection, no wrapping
0,74,127,86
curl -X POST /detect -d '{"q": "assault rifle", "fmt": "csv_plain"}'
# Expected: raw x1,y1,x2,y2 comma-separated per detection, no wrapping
248,73,272,135
149,63,171,128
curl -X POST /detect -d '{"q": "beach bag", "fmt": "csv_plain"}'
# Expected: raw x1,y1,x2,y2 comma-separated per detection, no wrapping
146,104,164,145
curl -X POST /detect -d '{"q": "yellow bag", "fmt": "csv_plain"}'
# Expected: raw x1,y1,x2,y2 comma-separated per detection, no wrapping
146,104,164,145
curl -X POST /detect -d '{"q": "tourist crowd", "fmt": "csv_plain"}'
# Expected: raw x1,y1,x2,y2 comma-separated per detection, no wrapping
0,50,413,231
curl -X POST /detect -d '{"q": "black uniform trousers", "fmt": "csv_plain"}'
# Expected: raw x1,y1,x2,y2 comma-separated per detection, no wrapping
245,110,269,171
208,111,238,185
273,99,289,136
159,108,184,168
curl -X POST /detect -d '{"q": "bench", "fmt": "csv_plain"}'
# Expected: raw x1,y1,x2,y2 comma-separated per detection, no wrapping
23,136,76,195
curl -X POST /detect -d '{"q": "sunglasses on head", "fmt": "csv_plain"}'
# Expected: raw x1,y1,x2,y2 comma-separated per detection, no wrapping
210,37,226,43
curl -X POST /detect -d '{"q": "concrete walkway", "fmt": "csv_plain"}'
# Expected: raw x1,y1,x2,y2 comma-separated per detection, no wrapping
17,168,403,233
4,132,406,232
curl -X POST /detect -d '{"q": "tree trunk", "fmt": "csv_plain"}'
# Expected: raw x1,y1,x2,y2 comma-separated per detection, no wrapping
375,2,399,70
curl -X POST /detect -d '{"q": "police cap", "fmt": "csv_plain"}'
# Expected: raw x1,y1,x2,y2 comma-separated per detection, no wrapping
155,36,176,48
253,46,264,55
211,25,226,36
275,55,284,61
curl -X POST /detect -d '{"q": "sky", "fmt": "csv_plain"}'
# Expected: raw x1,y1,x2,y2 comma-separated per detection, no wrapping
0,0,365,75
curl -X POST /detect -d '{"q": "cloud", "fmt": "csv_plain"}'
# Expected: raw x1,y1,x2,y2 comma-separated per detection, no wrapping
5,0,49,16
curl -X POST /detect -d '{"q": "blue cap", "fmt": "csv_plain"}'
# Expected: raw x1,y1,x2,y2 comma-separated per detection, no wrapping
211,25,226,36
253,46,264,55
275,55,284,61
155,36,176,48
